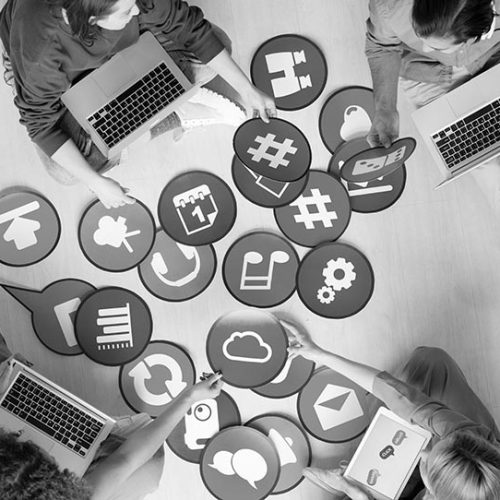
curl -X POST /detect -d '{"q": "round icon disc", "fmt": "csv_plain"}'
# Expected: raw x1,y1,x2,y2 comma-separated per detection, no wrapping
0,191,61,267
297,242,374,318
119,341,196,417
234,118,311,182
340,137,416,182
232,156,308,208
223,232,299,308
250,34,328,111
319,87,375,153
2,279,96,356
79,199,155,272
206,310,288,389
274,170,351,247
329,139,407,213
138,229,216,302
246,414,311,494
167,390,241,463
252,355,315,399
158,171,236,246
200,426,280,500
297,366,370,443
75,287,152,366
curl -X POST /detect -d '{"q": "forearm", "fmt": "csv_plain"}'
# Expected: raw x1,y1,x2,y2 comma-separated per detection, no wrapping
207,49,253,94
113,391,193,470
312,349,381,394
50,138,102,186
367,49,402,112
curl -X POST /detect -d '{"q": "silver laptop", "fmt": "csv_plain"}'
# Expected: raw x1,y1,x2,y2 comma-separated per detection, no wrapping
62,31,198,158
412,63,500,188
0,359,115,476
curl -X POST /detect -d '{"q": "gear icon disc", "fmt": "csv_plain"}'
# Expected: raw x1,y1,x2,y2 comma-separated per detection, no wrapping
322,258,356,291
317,286,335,304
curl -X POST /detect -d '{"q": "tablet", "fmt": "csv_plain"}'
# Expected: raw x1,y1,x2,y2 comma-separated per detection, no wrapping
344,407,432,500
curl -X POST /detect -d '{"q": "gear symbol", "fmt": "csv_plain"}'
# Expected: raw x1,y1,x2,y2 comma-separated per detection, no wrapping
317,286,335,304
322,258,356,291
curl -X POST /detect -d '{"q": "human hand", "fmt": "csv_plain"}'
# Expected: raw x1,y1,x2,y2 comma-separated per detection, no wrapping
88,175,135,209
367,108,399,148
188,373,223,403
240,85,277,123
280,320,323,362
303,467,374,500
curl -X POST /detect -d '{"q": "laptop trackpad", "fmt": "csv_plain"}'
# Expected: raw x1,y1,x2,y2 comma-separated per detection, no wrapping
446,79,485,117
95,55,137,97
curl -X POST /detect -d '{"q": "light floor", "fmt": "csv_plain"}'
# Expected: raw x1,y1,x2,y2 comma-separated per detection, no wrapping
1,1,500,499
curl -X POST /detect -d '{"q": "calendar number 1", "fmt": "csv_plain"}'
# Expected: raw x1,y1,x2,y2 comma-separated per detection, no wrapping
192,205,206,223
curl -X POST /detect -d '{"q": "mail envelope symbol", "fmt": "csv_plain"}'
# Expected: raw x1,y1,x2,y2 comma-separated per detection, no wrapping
313,384,365,431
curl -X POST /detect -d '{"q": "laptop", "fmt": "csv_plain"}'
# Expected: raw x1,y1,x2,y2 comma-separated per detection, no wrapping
343,407,431,500
0,359,116,477
412,63,500,188
62,31,198,159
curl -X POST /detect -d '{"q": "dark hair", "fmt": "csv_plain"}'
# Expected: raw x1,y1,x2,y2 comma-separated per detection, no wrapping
0,430,91,500
45,0,154,44
412,0,496,43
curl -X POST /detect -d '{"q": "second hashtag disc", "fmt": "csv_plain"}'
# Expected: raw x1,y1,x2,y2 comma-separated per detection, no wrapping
274,170,351,247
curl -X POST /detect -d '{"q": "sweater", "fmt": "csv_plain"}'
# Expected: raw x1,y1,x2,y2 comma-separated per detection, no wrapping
0,0,224,156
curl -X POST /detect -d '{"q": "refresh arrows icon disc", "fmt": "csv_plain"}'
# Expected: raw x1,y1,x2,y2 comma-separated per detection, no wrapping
120,341,196,417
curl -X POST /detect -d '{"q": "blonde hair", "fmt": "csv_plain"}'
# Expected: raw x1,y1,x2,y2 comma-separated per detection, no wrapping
425,431,500,500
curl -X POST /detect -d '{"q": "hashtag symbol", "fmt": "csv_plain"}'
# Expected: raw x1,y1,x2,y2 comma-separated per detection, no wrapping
247,133,298,169
291,189,338,229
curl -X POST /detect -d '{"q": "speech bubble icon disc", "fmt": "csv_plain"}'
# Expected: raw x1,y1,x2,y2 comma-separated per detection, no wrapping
232,449,268,489
210,451,235,475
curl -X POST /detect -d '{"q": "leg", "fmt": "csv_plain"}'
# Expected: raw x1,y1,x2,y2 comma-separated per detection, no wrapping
397,346,499,435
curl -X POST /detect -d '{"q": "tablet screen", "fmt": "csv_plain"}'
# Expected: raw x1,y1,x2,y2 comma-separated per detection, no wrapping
344,407,432,500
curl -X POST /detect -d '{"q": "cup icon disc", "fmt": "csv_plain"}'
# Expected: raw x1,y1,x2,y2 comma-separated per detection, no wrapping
206,310,288,388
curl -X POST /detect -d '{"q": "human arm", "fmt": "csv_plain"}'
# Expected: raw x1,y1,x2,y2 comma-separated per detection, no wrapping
365,0,403,147
206,49,276,122
50,140,134,209
85,373,223,500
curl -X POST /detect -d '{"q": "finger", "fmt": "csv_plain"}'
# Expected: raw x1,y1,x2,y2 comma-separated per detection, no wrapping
379,131,392,149
366,132,380,148
123,195,136,205
266,101,277,118
280,319,302,340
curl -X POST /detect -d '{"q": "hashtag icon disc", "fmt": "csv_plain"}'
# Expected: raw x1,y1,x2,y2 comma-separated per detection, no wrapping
291,188,338,229
247,133,298,170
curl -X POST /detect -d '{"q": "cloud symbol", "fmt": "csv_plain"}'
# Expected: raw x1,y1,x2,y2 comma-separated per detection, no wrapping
222,331,272,364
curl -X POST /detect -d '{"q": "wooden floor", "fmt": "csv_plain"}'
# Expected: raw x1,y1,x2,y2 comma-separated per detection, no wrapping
1,1,500,499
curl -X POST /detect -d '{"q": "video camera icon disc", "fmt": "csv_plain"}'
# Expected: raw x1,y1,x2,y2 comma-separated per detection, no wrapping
200,426,280,500
119,341,196,417
234,118,311,182
251,34,328,111
0,191,61,267
138,229,216,302
167,390,241,463
223,231,299,308
297,242,374,318
158,171,237,246
329,138,407,213
75,287,152,366
206,310,288,388
274,170,351,247
232,156,308,208
78,199,155,272
246,414,311,494
298,367,370,443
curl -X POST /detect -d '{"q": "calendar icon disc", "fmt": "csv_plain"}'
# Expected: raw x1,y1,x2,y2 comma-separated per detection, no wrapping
158,171,237,246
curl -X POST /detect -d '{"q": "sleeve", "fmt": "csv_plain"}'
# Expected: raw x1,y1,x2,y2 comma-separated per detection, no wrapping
373,372,493,439
13,41,71,157
138,0,225,64
365,0,403,58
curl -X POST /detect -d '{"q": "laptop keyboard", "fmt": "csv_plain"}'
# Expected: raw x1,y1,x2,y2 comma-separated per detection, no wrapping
432,98,500,169
88,61,184,148
1,373,105,456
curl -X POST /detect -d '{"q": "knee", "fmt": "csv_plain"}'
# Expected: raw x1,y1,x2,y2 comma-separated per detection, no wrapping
411,346,454,368
211,24,232,55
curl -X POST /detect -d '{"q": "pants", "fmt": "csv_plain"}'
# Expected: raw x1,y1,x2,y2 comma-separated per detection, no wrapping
396,346,499,499
1,25,232,185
